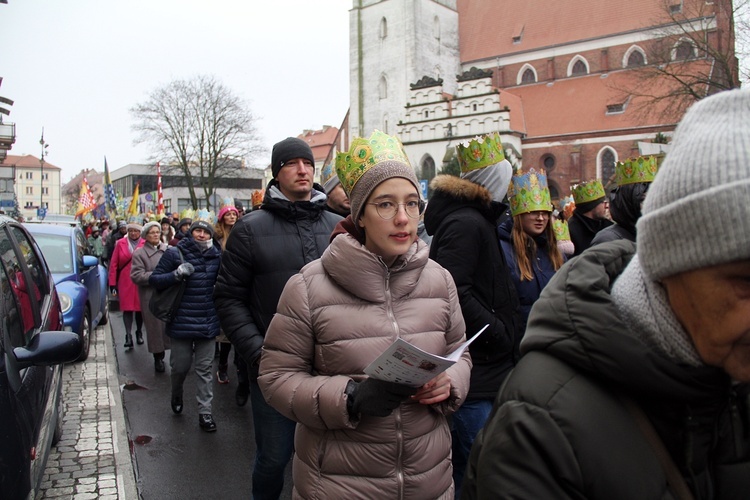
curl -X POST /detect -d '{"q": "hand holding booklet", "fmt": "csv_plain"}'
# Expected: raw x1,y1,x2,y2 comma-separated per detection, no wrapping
363,324,489,388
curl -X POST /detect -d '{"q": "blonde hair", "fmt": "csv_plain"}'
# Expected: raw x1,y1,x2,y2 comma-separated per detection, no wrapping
511,215,564,281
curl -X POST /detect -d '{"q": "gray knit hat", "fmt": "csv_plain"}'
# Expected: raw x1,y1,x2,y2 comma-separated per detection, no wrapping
348,161,420,223
637,88,750,281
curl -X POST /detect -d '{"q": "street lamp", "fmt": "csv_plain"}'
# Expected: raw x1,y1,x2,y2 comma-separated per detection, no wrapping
39,128,48,218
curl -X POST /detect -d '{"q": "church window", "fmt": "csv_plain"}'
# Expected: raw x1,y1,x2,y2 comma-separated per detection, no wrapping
380,17,388,39
626,50,645,67
424,110,429,119
572,59,588,76
522,68,536,83
674,40,695,60
599,147,616,183
379,75,388,99
473,103,478,112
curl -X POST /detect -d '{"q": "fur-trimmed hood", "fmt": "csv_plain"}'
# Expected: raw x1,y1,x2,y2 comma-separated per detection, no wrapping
423,175,507,236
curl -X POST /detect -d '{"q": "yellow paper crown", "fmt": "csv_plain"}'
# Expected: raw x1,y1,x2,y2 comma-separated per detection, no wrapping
335,130,410,196
553,219,571,241
508,168,553,216
251,189,265,208
571,179,606,204
179,208,196,221
456,133,506,174
615,155,661,186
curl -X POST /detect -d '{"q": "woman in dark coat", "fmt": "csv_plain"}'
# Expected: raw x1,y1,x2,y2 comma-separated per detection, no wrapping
149,218,222,432
130,221,170,372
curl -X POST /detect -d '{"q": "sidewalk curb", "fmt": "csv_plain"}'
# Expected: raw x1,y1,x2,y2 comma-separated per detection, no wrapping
104,323,139,499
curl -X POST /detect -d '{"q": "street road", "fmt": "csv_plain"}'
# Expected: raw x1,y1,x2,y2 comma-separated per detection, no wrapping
110,310,293,499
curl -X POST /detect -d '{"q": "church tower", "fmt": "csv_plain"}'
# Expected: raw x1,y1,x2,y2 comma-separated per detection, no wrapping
348,0,460,140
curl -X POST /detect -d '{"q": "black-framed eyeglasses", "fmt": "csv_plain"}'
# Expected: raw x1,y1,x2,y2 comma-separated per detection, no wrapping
367,199,426,220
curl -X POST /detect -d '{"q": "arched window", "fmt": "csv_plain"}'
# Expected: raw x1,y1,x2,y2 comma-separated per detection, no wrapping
433,16,440,41
599,147,617,184
674,40,695,60
379,75,388,99
380,17,388,39
424,110,429,119
627,50,645,67
421,155,436,181
572,59,588,76
517,64,537,85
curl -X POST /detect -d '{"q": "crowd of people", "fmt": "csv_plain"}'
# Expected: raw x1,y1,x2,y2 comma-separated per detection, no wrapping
75,88,749,499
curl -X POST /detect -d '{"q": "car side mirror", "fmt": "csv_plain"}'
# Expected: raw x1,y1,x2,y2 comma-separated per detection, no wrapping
82,255,98,268
13,331,81,369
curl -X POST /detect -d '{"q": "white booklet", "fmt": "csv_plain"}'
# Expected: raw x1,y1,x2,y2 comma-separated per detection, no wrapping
363,324,489,387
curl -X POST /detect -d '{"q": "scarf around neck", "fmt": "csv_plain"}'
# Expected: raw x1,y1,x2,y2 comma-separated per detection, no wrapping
611,254,703,367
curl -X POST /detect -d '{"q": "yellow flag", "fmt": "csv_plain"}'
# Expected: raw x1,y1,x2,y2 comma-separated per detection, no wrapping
127,183,140,216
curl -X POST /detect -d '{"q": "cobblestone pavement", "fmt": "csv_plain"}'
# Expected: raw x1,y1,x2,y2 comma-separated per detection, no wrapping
36,324,137,499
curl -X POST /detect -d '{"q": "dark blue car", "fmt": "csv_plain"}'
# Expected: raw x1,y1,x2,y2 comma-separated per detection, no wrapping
0,215,81,499
24,222,109,361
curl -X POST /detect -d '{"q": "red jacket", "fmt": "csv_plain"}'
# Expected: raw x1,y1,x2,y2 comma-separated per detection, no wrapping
108,236,144,311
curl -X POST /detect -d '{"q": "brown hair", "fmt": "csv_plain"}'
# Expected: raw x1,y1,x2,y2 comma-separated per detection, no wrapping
511,215,564,281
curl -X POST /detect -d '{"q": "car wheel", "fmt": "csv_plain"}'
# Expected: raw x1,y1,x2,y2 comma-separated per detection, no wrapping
98,297,109,326
52,386,65,445
76,306,92,362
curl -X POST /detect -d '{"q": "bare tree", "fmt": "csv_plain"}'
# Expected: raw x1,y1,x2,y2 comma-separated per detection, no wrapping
613,0,743,120
737,0,750,84
130,75,265,210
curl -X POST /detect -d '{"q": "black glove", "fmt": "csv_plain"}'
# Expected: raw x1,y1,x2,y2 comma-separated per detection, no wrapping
346,378,417,418
109,286,117,295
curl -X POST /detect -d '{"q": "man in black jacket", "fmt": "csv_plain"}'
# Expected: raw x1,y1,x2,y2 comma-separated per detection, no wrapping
567,178,613,256
462,89,750,499
423,132,521,498
214,137,341,500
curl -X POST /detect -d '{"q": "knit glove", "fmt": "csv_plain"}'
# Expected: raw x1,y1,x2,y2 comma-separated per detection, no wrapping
346,378,417,418
174,262,195,280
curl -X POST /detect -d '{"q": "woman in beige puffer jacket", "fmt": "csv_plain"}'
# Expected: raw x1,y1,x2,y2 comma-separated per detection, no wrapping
259,140,472,499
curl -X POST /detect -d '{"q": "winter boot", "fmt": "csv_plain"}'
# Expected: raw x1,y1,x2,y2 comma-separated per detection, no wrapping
124,333,134,349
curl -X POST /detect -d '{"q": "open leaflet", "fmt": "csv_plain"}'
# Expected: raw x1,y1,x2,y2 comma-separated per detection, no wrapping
363,324,489,387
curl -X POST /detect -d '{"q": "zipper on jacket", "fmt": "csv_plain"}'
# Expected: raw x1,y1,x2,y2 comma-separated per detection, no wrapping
396,406,405,500
384,270,400,340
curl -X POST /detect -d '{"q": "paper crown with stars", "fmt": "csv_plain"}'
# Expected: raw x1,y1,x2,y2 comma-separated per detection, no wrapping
552,219,571,241
508,168,553,216
571,179,606,205
335,130,411,197
455,133,506,174
615,155,662,186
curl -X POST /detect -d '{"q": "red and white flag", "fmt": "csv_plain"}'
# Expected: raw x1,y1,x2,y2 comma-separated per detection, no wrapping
75,177,97,217
156,162,164,215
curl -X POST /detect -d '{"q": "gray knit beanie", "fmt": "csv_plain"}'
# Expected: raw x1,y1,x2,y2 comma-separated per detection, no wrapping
349,160,421,223
637,88,750,281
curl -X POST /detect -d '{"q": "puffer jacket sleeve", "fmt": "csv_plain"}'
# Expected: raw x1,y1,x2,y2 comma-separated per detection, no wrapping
460,394,582,500
148,247,181,290
432,215,514,352
434,267,472,415
213,219,265,365
258,273,356,431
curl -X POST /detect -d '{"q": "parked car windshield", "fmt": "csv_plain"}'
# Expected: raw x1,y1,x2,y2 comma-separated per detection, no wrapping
31,234,73,274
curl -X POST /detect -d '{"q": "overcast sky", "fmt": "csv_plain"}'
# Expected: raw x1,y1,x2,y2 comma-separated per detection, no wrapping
0,1,351,182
